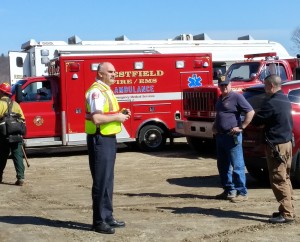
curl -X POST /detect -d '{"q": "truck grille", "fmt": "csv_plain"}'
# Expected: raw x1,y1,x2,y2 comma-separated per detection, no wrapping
183,88,219,118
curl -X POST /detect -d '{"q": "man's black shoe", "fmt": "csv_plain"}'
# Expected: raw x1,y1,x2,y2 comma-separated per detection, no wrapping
272,212,281,218
106,219,125,228
269,214,294,224
93,222,115,234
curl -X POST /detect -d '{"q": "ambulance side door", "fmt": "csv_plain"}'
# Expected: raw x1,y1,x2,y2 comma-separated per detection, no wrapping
64,61,86,137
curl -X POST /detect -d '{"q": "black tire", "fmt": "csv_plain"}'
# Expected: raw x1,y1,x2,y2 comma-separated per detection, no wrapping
292,170,300,188
186,137,215,154
246,165,269,183
291,150,300,187
137,125,166,152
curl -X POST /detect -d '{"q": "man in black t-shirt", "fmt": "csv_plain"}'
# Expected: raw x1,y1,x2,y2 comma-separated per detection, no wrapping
252,74,295,223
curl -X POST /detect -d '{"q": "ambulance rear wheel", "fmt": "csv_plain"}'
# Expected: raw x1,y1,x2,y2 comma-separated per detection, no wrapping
137,125,166,152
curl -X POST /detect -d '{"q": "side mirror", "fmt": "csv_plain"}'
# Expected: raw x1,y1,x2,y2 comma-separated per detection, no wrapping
250,73,257,79
15,84,23,103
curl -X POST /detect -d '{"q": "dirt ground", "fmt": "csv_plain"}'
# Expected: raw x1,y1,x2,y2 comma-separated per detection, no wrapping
0,139,299,242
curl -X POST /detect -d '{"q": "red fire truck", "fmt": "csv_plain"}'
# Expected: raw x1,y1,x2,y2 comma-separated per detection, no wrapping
175,52,300,152
11,52,213,151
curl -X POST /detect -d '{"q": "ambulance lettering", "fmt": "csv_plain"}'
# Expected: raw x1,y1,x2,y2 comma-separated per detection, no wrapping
138,78,157,84
114,85,155,94
116,70,164,78
113,69,163,94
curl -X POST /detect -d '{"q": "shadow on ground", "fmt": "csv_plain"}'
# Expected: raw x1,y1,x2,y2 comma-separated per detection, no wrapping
157,206,270,222
0,216,91,231
167,174,270,189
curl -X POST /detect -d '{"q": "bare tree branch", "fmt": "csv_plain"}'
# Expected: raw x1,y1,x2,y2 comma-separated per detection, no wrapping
291,27,300,52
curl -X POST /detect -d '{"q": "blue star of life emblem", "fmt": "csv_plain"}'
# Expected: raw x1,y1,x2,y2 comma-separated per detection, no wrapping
188,74,202,88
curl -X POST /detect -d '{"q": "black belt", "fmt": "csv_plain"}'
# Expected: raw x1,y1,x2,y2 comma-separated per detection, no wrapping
217,130,231,135
86,128,116,137
88,133,116,138
95,128,116,137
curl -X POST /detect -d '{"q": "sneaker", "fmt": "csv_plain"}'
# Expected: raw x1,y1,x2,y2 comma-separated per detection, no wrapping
269,214,294,224
272,212,296,219
15,179,24,186
215,191,236,200
230,194,248,203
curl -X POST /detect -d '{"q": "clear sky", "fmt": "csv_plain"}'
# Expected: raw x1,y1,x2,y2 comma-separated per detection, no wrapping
0,0,299,56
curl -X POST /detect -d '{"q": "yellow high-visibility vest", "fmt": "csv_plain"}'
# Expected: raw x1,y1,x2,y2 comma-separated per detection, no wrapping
85,82,121,135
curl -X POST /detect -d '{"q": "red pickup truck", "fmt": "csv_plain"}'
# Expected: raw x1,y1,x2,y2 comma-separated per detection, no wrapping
242,81,300,186
175,53,300,153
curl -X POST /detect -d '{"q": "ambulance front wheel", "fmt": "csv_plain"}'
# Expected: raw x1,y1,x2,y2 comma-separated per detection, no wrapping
137,125,167,152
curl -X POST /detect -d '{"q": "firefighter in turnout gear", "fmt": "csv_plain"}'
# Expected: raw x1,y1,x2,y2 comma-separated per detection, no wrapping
85,62,131,234
0,83,26,186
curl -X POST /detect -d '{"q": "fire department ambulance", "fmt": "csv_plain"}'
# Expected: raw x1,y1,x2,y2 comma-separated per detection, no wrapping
9,34,292,85
12,52,213,151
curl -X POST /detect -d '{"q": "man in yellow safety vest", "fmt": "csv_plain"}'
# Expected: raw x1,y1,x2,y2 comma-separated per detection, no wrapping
85,62,131,234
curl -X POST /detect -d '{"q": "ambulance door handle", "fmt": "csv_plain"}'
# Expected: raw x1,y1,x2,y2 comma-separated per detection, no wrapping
75,108,82,114
133,115,142,120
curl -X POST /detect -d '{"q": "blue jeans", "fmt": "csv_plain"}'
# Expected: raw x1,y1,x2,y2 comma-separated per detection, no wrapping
216,133,247,196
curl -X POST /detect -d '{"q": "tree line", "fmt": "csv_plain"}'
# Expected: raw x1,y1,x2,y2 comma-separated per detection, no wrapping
0,55,9,84
292,27,300,54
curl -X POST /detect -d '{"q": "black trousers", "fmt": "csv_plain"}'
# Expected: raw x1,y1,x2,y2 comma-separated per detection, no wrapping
87,134,117,225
